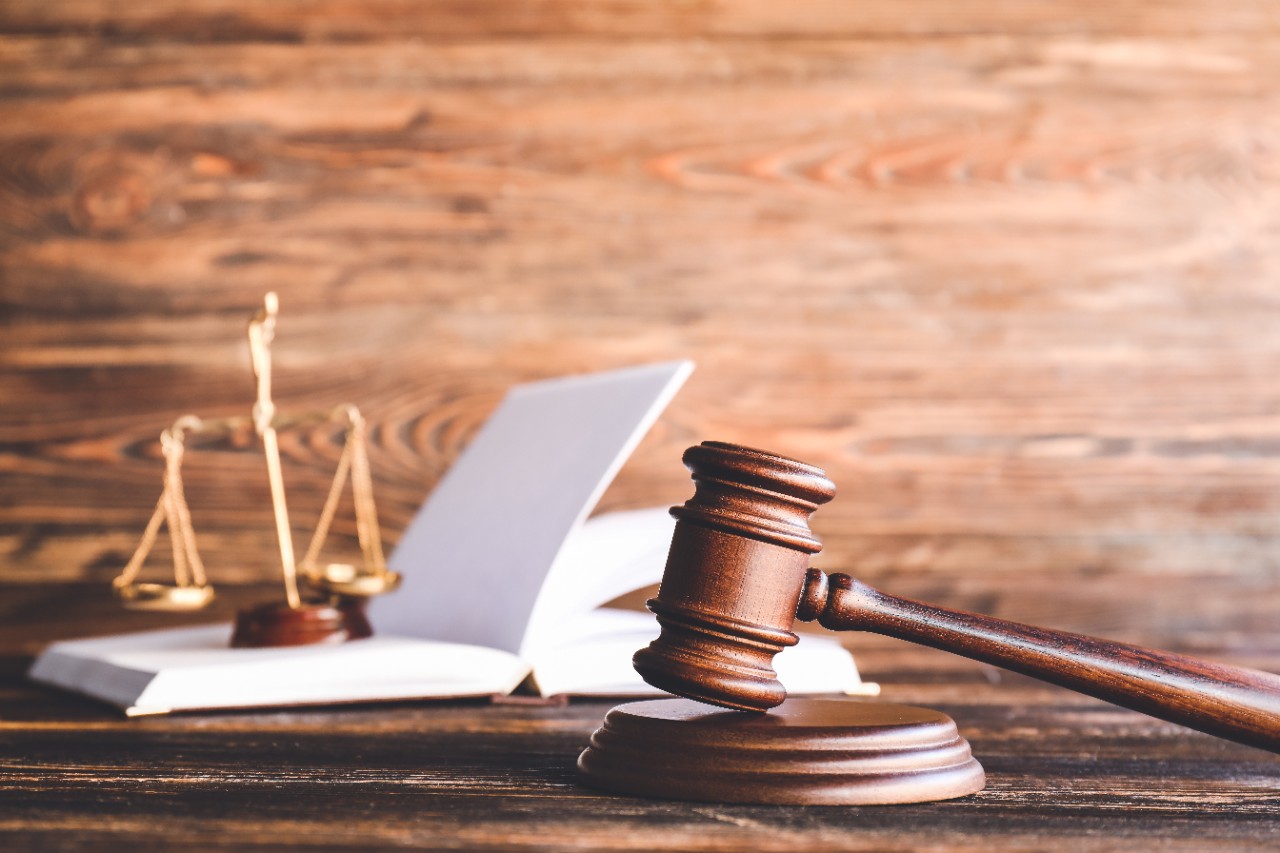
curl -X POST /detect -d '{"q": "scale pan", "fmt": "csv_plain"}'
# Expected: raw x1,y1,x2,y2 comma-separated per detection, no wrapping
303,564,401,598
115,582,215,612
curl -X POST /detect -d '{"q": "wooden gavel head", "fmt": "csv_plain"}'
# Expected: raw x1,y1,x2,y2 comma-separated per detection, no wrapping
632,441,836,711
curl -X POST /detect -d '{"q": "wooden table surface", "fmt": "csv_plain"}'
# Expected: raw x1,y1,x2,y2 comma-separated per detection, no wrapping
3,584,1278,852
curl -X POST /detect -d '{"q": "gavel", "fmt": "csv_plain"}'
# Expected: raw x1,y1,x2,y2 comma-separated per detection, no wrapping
633,441,1280,753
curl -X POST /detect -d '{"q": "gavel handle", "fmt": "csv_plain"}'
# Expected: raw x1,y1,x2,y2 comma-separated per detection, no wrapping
807,571,1280,753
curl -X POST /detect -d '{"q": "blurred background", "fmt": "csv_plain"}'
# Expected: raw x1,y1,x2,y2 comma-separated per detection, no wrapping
3,2,1279,647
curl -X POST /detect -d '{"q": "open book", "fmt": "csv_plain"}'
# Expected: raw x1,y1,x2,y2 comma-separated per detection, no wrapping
31,362,875,715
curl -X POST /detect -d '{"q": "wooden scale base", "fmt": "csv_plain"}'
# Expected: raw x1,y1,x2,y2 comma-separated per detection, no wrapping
578,698,985,805
230,599,373,648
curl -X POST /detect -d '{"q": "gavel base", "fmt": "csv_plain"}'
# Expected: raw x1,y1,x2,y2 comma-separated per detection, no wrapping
578,697,984,805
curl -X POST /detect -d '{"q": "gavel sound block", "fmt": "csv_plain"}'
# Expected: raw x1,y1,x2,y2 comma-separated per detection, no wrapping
578,442,1280,805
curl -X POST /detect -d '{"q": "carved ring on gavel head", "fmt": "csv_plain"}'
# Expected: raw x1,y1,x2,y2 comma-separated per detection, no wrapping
634,441,1280,753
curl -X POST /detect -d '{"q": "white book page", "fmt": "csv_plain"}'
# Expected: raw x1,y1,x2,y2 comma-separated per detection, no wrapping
520,507,674,657
773,636,879,697
370,361,692,654
29,625,530,715
525,608,662,696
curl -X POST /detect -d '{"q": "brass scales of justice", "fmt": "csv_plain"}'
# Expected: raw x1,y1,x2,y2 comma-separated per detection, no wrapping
110,293,401,647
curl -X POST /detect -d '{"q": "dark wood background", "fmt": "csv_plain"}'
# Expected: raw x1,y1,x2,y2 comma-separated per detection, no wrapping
4,1,1280,643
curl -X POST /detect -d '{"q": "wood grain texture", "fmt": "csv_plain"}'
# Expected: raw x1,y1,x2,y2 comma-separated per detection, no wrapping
3,584,1280,851
3,0,1280,642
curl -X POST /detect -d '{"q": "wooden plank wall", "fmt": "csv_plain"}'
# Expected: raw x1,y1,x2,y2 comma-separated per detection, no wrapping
3,2,1279,640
